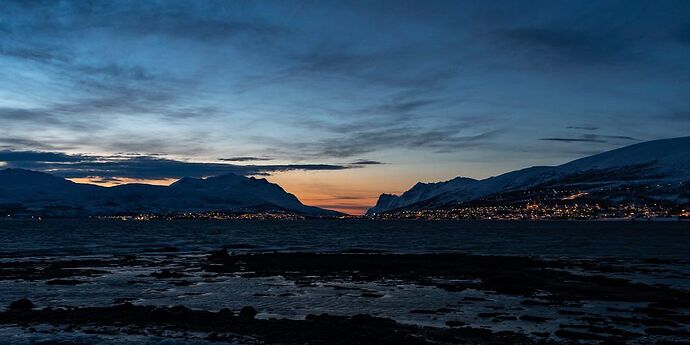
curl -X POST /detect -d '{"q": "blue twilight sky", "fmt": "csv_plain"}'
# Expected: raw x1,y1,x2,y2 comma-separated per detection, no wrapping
1,0,689,213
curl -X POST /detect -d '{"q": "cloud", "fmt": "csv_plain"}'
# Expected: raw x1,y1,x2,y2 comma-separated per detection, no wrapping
540,137,607,143
360,98,441,118
219,156,273,162
0,150,84,162
2,1,286,43
0,137,71,151
350,160,385,165
0,46,68,63
268,128,503,159
75,64,154,81
539,134,640,144
501,27,626,64
0,107,58,122
236,46,459,95
604,135,640,141
0,151,353,180
567,126,599,131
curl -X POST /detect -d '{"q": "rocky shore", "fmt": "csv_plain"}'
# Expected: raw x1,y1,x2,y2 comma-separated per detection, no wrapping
2,251,689,344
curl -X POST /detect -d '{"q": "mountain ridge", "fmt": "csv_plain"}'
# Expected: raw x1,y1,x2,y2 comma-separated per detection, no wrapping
0,169,340,217
367,137,690,214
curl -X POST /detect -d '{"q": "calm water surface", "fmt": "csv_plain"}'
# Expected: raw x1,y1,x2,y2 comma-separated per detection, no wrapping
1,219,689,259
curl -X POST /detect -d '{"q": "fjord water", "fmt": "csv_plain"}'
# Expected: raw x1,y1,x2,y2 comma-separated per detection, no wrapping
1,219,689,259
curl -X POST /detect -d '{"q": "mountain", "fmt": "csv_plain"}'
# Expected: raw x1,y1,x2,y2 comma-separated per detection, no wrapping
0,169,339,217
367,137,690,214
368,177,478,214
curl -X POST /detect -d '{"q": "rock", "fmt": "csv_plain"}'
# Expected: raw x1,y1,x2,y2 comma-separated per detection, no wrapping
218,308,234,318
112,298,135,305
223,243,258,250
209,249,230,260
519,315,551,323
446,320,467,327
239,306,258,319
148,307,172,322
8,298,34,311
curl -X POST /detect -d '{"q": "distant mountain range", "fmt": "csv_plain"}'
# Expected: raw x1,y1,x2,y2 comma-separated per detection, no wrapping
0,169,339,217
368,137,690,214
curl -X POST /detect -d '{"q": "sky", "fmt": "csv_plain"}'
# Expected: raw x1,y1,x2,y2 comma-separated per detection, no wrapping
1,0,689,214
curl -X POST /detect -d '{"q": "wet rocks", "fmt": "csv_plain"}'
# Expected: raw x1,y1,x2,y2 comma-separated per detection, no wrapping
445,320,467,327
239,306,257,319
223,243,258,250
203,252,690,308
112,298,136,305
208,248,230,260
8,298,34,311
519,315,551,323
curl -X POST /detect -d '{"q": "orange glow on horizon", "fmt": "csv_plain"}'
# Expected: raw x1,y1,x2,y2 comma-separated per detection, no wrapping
68,177,178,187
264,168,411,215
65,166,420,216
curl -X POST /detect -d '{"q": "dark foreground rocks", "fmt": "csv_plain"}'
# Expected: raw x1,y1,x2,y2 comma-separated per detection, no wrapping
8,298,34,311
205,252,690,306
3,252,689,344
0,304,552,345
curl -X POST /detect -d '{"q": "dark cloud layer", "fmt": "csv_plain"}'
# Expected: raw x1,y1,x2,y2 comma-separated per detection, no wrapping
350,160,385,165
0,151,351,180
219,156,273,162
539,134,640,144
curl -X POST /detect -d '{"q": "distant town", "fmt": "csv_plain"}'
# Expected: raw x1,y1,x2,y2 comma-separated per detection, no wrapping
3,202,684,221
369,203,690,221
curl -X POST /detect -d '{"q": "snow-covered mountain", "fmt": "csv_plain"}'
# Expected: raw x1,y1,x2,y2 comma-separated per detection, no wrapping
0,169,339,217
367,137,690,214
368,177,478,214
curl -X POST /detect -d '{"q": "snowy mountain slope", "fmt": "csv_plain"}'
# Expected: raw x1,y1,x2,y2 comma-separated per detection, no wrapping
367,137,690,214
0,169,338,216
557,137,690,180
367,177,477,214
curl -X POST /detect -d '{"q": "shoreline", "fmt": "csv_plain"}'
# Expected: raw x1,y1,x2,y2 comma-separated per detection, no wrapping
2,251,689,343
